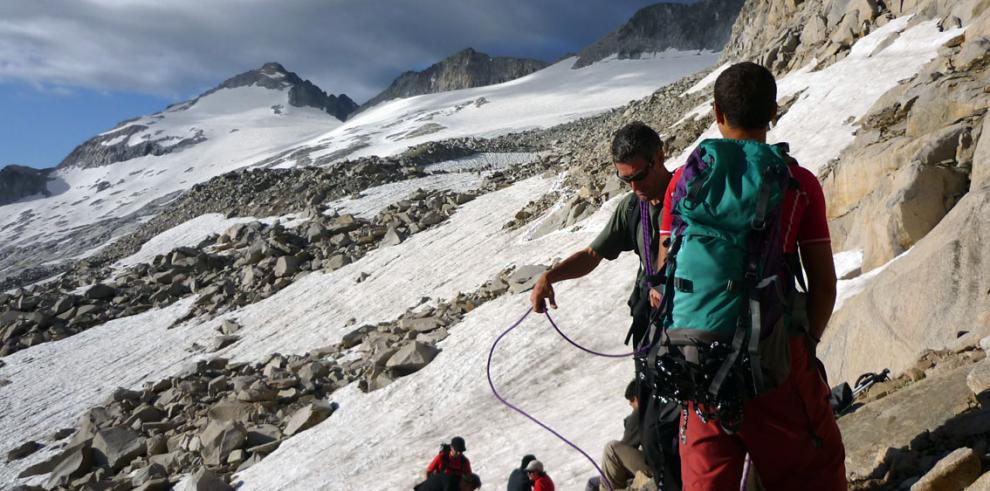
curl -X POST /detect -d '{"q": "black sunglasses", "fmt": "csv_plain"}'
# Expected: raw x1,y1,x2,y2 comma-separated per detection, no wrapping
616,163,652,183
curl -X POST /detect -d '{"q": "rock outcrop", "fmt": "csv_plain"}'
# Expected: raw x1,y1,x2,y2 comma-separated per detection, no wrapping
360,48,548,110
0,165,53,206
572,0,746,68
204,62,357,121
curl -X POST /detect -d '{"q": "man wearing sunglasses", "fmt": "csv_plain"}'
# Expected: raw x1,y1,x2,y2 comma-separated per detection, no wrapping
530,121,680,490
531,121,672,343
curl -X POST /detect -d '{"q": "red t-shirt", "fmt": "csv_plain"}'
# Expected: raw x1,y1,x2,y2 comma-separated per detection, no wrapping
659,162,830,252
426,452,472,477
533,474,555,491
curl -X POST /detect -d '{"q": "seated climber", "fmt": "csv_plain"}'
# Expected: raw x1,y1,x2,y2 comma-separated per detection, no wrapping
586,380,651,491
526,460,555,491
508,454,537,491
415,436,472,491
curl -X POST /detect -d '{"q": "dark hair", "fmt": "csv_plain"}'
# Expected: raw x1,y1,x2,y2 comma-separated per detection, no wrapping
611,121,662,164
520,454,537,470
713,62,777,131
625,380,637,401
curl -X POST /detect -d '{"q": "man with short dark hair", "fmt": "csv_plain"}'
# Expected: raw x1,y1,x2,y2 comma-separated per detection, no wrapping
657,62,845,490
530,121,680,489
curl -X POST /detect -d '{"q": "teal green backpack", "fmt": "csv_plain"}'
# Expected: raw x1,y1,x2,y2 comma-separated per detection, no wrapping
641,139,810,427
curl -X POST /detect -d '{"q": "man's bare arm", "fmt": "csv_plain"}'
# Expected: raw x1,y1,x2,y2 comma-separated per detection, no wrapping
799,241,837,340
530,247,604,313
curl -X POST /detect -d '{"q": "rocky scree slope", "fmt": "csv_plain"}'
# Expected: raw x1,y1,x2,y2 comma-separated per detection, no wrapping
1,262,544,490
0,185,484,358
359,48,549,110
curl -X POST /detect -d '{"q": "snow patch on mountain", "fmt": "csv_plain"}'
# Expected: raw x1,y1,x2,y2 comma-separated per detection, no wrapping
667,17,963,175
0,85,338,273
297,51,722,165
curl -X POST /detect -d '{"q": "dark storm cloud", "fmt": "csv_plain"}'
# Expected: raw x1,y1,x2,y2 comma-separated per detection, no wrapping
0,0,693,103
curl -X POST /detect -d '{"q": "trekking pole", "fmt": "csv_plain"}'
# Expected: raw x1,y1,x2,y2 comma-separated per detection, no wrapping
852,369,890,398
488,307,644,491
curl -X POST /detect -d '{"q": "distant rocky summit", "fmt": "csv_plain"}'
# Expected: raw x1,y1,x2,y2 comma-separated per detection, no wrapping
0,165,53,206
360,48,548,110
205,62,358,121
57,63,355,170
572,0,746,68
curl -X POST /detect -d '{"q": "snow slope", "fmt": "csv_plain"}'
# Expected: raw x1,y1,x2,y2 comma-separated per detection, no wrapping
0,16,965,491
0,85,338,270
0,52,718,279
291,50,723,165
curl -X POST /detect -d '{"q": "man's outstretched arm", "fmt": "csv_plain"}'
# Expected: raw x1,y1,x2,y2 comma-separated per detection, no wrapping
799,241,837,340
530,247,604,313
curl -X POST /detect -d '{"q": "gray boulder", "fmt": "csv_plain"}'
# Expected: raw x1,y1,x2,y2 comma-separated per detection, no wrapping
284,400,337,436
179,467,233,491
911,447,982,491
399,316,441,333
274,255,303,277
5,440,42,462
131,463,168,487
839,364,974,479
92,426,146,471
42,442,93,488
199,420,247,466
386,341,440,372
84,284,115,300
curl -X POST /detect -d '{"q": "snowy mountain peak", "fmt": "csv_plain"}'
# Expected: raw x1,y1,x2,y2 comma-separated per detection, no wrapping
56,63,353,170
209,62,358,120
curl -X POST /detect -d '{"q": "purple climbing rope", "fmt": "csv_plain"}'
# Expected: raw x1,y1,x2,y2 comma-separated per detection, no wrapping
487,307,648,491
545,310,647,358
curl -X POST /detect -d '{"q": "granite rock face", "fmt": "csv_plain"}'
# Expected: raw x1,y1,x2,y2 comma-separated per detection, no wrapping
207,62,357,121
0,165,53,206
572,0,746,68
361,48,548,109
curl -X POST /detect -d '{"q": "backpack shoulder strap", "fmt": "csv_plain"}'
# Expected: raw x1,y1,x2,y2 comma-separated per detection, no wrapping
624,193,642,258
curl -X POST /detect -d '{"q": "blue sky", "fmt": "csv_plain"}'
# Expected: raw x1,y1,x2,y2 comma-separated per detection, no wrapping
1,0,693,168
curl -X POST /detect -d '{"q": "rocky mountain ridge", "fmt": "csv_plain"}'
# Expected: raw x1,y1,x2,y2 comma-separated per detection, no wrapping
572,0,746,68
359,48,549,110
0,165,54,207
202,62,357,121
56,63,353,171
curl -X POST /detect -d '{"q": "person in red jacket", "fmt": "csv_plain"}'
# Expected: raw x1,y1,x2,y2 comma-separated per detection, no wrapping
654,62,845,491
425,437,472,480
525,460,555,491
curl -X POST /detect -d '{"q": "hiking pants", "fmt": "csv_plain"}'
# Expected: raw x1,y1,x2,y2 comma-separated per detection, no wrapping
600,441,649,491
679,337,847,491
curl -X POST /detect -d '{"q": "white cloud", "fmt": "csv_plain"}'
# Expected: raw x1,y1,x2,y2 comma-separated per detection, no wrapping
0,0,683,102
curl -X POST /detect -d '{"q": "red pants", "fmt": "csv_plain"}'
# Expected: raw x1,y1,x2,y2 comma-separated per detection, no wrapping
679,338,847,491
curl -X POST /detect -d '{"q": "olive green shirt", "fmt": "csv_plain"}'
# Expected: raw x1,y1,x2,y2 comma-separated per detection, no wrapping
589,193,662,284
